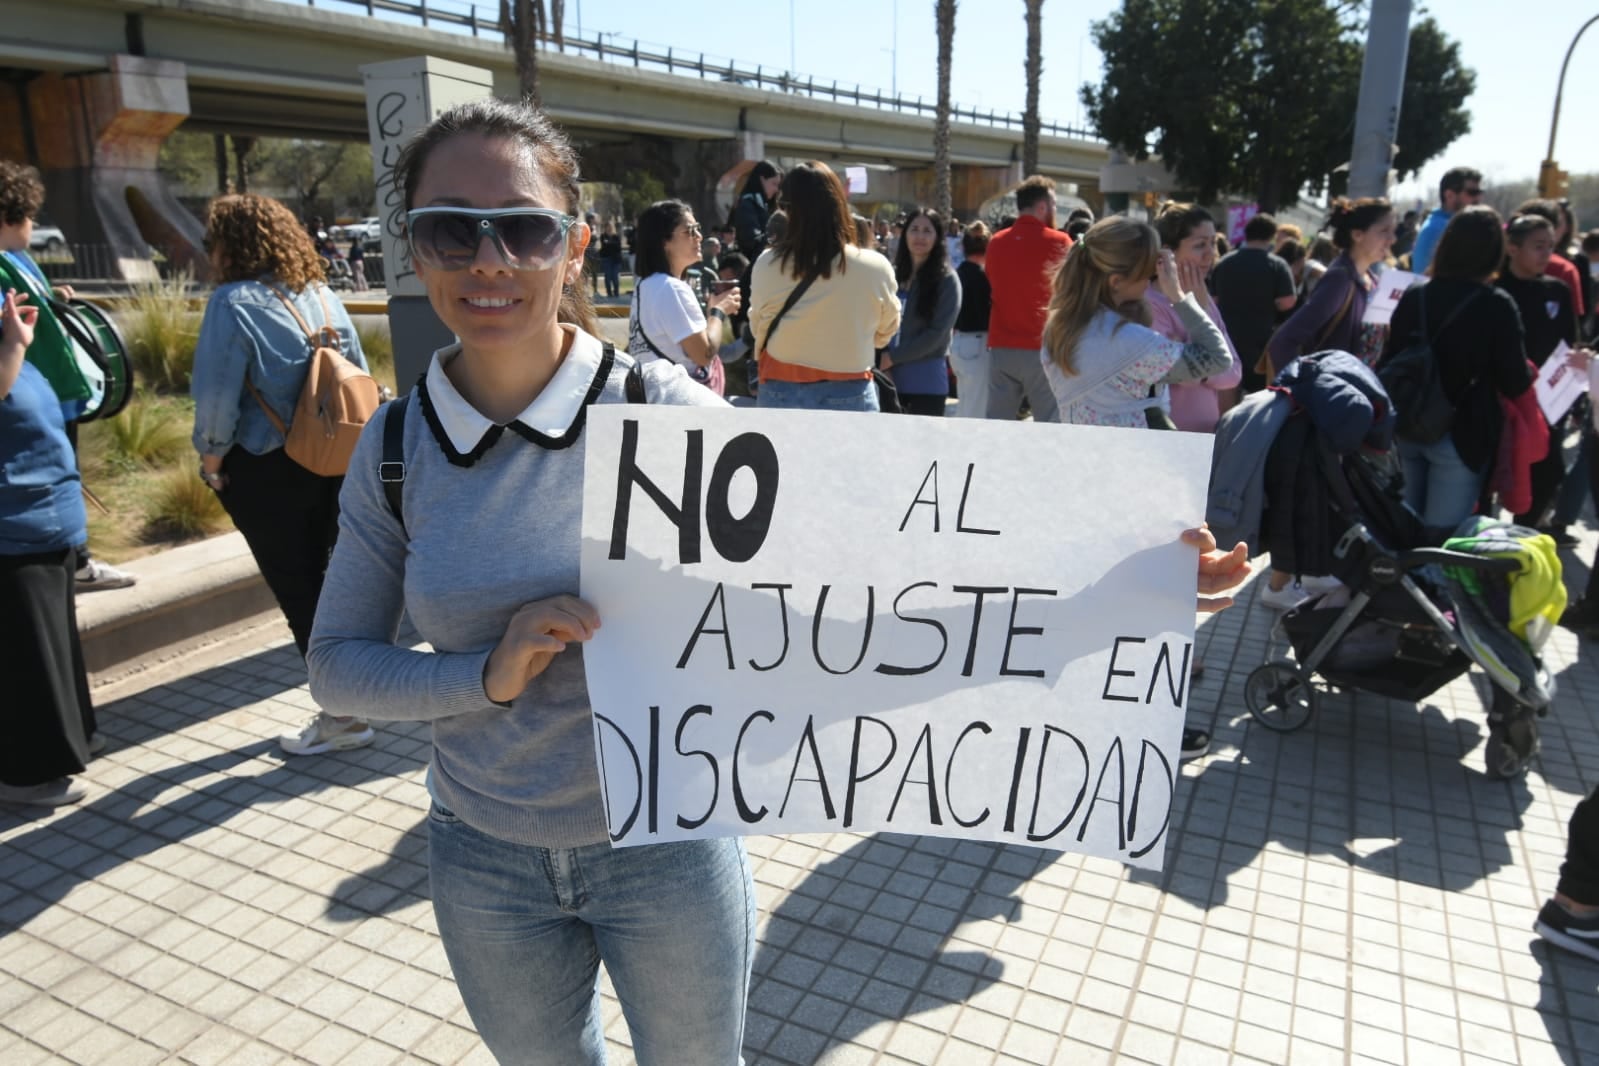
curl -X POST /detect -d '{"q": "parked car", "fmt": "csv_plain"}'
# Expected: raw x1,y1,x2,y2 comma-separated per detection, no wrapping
29,223,66,253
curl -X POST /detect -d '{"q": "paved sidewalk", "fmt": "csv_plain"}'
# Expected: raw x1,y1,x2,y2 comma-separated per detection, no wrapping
3,560,1598,1065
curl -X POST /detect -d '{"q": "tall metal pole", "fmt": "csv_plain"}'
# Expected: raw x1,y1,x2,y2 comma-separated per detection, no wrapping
790,0,796,73
1347,0,1411,200
891,0,898,97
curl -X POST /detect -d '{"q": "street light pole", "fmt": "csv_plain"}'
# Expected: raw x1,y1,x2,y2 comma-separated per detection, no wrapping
1541,13,1599,199
891,0,898,97
1347,0,1411,200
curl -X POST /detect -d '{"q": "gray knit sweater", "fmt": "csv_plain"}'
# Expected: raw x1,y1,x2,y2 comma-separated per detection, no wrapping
307,332,722,847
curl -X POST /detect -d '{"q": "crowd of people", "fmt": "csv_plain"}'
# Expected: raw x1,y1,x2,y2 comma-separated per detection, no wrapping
5,96,1599,1063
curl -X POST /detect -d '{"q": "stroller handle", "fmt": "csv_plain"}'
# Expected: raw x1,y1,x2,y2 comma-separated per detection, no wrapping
1399,548,1521,575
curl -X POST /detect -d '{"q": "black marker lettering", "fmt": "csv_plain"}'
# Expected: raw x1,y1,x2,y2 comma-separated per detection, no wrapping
748,583,793,672
843,716,898,828
609,420,702,564
811,585,876,675
945,722,992,828
676,583,733,670
1101,637,1146,702
899,461,941,532
1000,586,1057,678
732,710,773,823
674,705,719,831
875,581,949,676
779,717,836,820
956,462,1001,535
888,723,943,825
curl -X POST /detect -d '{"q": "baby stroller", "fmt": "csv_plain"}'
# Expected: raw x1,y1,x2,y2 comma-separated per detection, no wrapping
1244,421,1559,780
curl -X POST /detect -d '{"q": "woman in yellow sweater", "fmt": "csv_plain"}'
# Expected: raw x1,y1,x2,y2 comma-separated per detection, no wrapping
749,161,900,411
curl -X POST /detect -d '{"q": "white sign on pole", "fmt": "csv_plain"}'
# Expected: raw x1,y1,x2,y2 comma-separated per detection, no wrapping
1536,340,1588,424
845,166,869,196
580,408,1211,870
1361,269,1419,326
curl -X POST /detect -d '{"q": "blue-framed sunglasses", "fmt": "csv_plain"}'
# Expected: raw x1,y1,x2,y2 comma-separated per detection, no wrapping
405,207,582,271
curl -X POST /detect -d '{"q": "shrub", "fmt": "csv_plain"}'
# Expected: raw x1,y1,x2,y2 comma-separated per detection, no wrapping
103,392,188,467
122,271,200,391
142,463,229,539
354,317,395,392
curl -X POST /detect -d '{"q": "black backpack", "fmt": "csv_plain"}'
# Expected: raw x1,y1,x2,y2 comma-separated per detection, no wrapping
1377,285,1478,445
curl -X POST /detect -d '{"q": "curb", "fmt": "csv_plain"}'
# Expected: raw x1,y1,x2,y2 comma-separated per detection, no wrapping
77,532,279,688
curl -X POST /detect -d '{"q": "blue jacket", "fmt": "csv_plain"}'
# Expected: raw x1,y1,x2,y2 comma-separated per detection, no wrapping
1274,349,1395,454
1409,207,1452,276
1207,350,1395,553
0,362,86,554
191,279,367,457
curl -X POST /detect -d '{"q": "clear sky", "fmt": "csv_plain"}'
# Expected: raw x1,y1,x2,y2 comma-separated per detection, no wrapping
567,0,1599,208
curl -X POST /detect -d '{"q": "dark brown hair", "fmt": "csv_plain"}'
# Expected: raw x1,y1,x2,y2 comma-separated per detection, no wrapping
1429,205,1505,281
207,194,325,292
1014,174,1056,213
394,97,596,333
1325,197,1393,251
772,161,855,280
961,220,991,258
0,161,45,228
1154,201,1215,250
1242,213,1278,243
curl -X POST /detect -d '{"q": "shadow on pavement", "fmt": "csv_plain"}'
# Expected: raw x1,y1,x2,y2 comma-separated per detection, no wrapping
0,642,431,940
1530,937,1599,1066
746,832,1044,1064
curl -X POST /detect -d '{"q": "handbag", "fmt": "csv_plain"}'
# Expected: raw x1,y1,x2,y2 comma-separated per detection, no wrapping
1255,275,1356,381
245,284,381,477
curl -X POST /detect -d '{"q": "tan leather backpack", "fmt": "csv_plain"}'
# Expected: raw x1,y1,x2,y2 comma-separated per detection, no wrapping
246,284,381,477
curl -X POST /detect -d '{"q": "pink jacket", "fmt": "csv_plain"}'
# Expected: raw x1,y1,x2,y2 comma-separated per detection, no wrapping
1147,290,1241,432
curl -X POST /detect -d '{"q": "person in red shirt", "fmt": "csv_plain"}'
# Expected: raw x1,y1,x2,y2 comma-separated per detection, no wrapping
983,175,1073,420
1516,198,1587,317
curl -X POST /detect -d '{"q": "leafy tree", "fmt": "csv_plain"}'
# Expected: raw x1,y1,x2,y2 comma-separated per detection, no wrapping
256,141,373,219
933,0,957,221
157,129,220,190
620,169,668,226
1082,0,1472,211
1022,0,1044,176
1392,17,1476,181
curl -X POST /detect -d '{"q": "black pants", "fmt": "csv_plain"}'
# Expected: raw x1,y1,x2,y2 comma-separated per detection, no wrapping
218,447,342,659
899,393,948,417
1559,785,1599,904
0,548,95,785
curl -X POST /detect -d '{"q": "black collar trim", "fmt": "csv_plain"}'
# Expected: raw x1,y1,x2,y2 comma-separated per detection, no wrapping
418,342,617,467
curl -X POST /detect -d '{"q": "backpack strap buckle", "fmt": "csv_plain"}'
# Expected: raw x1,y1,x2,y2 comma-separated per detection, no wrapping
378,461,406,483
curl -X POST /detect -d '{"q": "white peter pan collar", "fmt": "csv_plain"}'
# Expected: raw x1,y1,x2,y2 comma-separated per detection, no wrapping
420,327,611,461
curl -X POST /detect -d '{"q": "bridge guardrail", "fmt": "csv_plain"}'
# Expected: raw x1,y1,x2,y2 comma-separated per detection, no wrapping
292,0,1099,141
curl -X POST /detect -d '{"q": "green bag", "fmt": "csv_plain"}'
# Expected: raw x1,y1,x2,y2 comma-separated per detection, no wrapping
0,252,95,407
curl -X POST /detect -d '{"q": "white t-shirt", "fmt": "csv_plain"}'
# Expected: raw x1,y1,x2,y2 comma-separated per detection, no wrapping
628,274,705,368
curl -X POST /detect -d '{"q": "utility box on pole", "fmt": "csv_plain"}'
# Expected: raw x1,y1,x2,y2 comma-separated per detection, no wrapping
360,57,495,387
1347,0,1411,201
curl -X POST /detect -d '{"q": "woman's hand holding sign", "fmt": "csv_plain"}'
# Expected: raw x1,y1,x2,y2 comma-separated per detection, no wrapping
483,595,601,703
1185,526,1249,613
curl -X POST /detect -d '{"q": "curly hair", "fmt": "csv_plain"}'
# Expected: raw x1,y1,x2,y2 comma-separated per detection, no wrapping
0,161,46,227
206,194,325,292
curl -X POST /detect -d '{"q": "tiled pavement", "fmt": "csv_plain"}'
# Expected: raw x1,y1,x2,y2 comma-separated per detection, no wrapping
3,556,1599,1065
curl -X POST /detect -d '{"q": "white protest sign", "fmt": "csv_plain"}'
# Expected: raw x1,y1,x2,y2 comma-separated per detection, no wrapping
1537,341,1588,424
1362,269,1419,326
580,408,1211,870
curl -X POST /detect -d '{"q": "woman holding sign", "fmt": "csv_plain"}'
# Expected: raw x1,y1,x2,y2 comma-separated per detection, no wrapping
306,98,1250,1066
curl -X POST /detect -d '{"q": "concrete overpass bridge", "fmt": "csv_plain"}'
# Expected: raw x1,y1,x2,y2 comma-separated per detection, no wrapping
0,0,1144,278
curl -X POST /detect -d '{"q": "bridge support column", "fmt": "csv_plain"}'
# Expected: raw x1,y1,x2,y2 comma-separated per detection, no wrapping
25,55,207,282
673,137,765,235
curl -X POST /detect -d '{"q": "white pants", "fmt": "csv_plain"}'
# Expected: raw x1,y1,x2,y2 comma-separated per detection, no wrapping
949,331,990,419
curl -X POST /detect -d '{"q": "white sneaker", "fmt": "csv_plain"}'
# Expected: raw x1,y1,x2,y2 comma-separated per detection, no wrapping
75,558,136,592
279,714,375,756
1259,581,1310,612
0,777,87,807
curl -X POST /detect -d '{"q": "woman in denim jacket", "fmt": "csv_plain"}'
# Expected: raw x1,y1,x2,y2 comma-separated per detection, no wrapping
190,193,371,758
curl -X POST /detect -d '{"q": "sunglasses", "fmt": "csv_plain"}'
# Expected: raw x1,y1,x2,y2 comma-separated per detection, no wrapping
405,207,581,271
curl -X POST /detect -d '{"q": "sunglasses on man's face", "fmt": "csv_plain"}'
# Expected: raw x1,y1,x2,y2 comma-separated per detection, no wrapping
405,207,581,272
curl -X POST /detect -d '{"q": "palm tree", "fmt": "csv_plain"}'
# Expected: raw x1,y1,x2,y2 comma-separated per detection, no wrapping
1022,0,1044,176
499,0,562,104
933,0,957,221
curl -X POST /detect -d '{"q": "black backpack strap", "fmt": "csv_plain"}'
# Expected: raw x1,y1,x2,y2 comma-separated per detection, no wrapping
758,273,817,354
625,365,647,403
379,391,410,531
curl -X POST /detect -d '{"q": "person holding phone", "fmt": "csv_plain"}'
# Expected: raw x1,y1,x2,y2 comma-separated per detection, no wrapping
629,200,741,395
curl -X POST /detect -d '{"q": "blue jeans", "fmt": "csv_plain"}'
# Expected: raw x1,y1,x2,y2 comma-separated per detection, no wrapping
602,259,622,298
755,375,878,412
428,804,755,1066
1398,434,1483,530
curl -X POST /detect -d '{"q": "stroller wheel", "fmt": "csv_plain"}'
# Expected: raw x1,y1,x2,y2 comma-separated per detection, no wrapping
1245,661,1318,732
1483,710,1540,780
